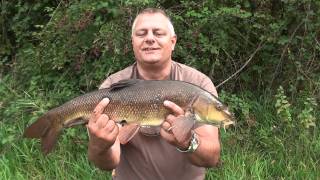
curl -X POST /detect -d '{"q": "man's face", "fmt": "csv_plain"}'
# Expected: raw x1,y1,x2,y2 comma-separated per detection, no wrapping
131,13,177,66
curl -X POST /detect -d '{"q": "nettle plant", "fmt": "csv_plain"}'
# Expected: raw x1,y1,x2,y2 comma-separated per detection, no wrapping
297,97,317,129
275,86,293,126
275,86,318,129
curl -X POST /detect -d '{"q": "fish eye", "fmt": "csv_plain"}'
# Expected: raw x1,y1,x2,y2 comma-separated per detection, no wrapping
215,103,224,111
119,120,127,126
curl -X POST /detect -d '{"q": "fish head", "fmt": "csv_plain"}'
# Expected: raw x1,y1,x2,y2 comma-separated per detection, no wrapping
192,93,235,128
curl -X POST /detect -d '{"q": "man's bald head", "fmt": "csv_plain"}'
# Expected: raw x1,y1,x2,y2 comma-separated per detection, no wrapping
131,8,175,37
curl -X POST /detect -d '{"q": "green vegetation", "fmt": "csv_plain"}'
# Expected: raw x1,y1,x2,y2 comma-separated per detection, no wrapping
1,0,319,179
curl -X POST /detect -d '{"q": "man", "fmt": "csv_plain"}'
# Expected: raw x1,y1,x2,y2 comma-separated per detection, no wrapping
87,8,220,180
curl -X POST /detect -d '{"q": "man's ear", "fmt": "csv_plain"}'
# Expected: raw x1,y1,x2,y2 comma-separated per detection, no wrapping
171,35,177,51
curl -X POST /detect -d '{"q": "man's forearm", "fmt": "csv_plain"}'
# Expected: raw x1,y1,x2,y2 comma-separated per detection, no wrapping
186,126,221,167
88,140,121,171
186,137,220,167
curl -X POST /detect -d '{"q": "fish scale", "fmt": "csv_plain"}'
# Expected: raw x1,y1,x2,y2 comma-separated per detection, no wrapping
23,79,235,154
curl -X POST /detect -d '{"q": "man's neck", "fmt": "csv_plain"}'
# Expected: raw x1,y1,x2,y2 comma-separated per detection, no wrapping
136,60,172,80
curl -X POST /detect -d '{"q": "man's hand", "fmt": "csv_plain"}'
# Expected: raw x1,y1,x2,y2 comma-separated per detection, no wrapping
87,98,121,170
160,100,221,167
87,98,119,153
160,100,193,150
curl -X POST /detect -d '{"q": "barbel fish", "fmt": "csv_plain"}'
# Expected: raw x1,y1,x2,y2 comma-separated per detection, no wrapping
24,79,235,154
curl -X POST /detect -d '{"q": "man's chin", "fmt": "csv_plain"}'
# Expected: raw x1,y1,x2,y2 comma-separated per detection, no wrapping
140,59,161,65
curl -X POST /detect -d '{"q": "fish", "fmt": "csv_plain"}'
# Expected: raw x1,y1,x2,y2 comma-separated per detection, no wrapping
24,79,235,154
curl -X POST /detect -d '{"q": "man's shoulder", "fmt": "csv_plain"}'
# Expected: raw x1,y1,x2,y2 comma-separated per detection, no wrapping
173,61,217,96
109,65,134,80
173,61,208,79
100,65,134,89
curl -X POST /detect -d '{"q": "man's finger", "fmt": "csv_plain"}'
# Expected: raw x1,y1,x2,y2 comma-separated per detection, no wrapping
163,100,184,116
104,119,116,132
96,114,109,128
160,128,176,143
161,121,172,132
109,123,119,137
91,98,110,122
165,114,177,125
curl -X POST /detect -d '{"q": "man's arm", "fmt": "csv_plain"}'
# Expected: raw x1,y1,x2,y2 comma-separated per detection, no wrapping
160,101,221,167
87,98,121,171
189,125,220,167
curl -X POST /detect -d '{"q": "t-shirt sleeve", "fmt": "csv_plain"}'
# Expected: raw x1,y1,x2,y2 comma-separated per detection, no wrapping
200,77,218,97
99,65,134,89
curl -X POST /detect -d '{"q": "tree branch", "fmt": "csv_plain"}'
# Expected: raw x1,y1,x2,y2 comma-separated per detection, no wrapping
216,41,264,88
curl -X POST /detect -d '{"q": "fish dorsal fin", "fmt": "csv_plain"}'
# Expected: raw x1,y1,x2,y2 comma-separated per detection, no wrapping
109,79,140,91
118,123,140,144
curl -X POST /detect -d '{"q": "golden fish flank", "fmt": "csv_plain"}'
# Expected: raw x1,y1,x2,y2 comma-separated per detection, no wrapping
23,79,235,154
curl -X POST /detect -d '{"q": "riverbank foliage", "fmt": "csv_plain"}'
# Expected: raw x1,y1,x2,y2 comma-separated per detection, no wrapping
1,0,319,179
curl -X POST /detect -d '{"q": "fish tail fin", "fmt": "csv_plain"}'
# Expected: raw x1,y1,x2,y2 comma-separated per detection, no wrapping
24,115,50,138
24,114,62,155
41,126,61,155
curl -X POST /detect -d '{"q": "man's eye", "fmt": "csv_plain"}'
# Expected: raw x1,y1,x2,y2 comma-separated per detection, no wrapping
136,32,146,36
155,32,165,36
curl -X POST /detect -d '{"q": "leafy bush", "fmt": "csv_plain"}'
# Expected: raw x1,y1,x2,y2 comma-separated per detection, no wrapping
2,0,319,95
1,0,319,179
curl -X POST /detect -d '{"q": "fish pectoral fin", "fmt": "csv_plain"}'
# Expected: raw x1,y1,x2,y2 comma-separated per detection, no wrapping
108,79,140,91
119,123,140,145
172,115,195,143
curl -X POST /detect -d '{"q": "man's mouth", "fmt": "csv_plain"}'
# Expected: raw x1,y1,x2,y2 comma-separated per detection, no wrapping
142,47,160,51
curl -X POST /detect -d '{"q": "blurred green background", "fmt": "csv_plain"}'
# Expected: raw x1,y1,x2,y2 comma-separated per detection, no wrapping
1,0,319,179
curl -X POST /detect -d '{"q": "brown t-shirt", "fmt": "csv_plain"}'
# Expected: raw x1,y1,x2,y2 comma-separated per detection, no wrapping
100,61,218,180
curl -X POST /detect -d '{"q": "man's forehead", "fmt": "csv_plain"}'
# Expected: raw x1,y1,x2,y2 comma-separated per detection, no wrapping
134,13,169,30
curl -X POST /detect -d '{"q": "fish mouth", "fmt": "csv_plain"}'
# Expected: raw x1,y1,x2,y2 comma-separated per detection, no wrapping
208,119,235,128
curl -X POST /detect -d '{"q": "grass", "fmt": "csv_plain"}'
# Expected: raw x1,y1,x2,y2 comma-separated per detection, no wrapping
206,130,320,179
0,123,111,179
1,80,319,180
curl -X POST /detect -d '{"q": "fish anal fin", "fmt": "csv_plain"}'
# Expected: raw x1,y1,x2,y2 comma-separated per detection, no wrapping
118,123,140,145
109,79,140,91
172,115,195,143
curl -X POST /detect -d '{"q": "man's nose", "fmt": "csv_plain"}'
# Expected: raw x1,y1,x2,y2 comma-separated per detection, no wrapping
145,31,155,44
